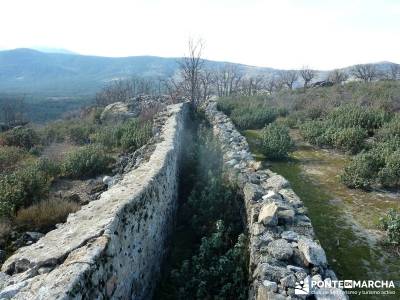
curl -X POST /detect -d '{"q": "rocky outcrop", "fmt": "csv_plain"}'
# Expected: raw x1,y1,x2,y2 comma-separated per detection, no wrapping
204,101,346,300
0,103,189,299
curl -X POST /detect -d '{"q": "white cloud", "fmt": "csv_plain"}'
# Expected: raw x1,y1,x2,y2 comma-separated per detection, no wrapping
0,0,399,69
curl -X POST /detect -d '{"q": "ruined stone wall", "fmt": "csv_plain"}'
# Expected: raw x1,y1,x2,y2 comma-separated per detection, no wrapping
0,103,189,299
204,101,346,300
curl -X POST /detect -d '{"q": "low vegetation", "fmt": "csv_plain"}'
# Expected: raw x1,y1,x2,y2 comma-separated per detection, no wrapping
217,80,400,190
380,209,400,245
156,117,248,300
260,123,294,160
0,104,154,248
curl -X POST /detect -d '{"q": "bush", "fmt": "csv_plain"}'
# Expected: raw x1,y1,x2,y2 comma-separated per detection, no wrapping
0,160,54,216
15,199,80,231
0,127,39,150
261,123,294,160
67,123,96,145
378,151,400,188
327,104,389,133
376,114,400,142
332,127,367,154
168,222,248,300
340,151,384,189
300,121,331,146
0,146,29,173
379,209,400,245
62,145,114,179
120,119,152,151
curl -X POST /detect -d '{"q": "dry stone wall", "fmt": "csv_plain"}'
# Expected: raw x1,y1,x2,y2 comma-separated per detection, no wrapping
0,103,189,300
204,101,347,300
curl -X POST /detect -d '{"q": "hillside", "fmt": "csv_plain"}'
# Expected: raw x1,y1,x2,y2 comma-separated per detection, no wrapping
0,48,276,96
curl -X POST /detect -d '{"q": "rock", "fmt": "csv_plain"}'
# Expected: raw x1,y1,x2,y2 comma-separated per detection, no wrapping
263,175,290,190
103,176,113,186
253,223,266,236
100,102,135,122
281,231,299,241
267,239,293,261
244,183,263,202
298,238,327,267
0,272,10,289
258,203,278,226
254,263,290,282
262,280,278,292
262,190,282,201
14,258,31,273
0,281,28,299
257,285,285,300
287,265,305,273
250,161,262,171
277,209,295,224
280,274,297,288
38,267,52,275
24,232,44,242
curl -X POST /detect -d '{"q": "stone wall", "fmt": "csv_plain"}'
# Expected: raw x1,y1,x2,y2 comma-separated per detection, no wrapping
0,103,189,299
204,101,346,300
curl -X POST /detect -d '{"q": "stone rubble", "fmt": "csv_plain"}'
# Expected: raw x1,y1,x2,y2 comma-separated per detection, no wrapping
204,100,347,300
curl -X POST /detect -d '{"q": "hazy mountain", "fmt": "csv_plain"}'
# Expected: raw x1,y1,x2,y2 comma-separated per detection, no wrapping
0,48,277,97
31,47,78,55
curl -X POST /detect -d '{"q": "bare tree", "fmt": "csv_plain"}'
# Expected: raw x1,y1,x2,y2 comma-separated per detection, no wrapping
179,38,204,107
327,69,349,85
213,64,243,97
240,75,265,96
388,64,400,80
279,70,299,90
300,67,315,89
351,64,378,82
264,77,276,94
199,68,214,101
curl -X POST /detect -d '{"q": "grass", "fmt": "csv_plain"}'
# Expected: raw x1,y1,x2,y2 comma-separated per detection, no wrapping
15,199,80,231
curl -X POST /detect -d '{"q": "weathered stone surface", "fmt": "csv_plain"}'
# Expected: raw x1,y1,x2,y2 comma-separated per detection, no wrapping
258,203,278,226
281,231,299,241
262,280,278,292
244,183,264,202
267,239,293,260
100,102,135,122
298,238,327,267
0,103,188,299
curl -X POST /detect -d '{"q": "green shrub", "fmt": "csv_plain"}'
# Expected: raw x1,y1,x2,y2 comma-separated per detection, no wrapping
340,151,384,189
67,123,96,145
376,114,400,142
332,127,367,154
327,104,389,133
0,146,29,173
168,222,248,300
0,159,54,216
379,209,400,245
378,150,400,188
1,127,39,150
90,126,122,150
120,120,152,151
261,123,294,160
230,106,278,130
62,145,114,179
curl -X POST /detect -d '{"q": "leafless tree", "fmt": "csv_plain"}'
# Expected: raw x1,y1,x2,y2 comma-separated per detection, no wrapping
264,77,276,94
351,64,378,82
327,69,349,85
213,64,243,97
199,68,214,101
300,67,315,89
279,70,298,90
388,64,400,80
240,75,265,96
179,38,205,107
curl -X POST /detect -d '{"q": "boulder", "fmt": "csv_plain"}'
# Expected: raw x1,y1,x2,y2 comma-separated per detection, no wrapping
244,183,264,202
298,238,327,267
258,203,278,226
267,239,293,261
100,102,135,122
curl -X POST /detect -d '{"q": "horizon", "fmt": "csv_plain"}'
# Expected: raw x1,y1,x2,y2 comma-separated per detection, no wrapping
1,47,398,72
0,0,399,70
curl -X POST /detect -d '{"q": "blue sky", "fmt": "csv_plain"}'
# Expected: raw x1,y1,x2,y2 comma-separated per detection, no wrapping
0,0,399,69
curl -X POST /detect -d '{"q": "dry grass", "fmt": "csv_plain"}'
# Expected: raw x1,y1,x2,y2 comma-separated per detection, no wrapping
15,199,80,231
0,219,12,240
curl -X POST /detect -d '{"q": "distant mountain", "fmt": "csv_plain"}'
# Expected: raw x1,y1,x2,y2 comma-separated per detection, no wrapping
0,48,276,97
0,48,397,97
31,47,78,55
